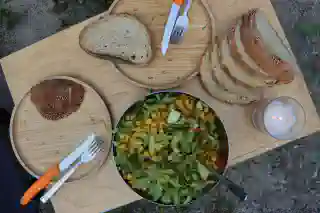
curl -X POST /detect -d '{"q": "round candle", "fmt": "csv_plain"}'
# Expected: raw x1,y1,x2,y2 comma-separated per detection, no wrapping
263,100,297,137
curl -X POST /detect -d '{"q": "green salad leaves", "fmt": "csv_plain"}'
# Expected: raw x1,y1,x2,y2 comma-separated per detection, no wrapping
114,93,223,205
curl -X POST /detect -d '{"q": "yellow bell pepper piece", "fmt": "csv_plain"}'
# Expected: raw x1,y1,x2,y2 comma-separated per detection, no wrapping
143,151,150,157
126,173,132,180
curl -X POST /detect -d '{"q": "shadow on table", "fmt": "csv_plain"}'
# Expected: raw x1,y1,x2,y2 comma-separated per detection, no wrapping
0,64,14,112
108,179,240,213
0,64,55,213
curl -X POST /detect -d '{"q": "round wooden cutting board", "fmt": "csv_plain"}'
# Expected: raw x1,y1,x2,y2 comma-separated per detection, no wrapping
10,76,112,181
108,0,211,89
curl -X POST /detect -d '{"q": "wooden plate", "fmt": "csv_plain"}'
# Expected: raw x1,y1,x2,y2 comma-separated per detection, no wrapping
10,76,112,181
108,0,211,89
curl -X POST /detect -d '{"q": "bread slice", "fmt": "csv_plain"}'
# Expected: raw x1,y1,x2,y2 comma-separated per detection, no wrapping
230,20,276,82
252,10,295,65
31,79,85,121
79,14,152,65
224,27,276,88
200,44,257,105
215,38,261,100
241,11,294,84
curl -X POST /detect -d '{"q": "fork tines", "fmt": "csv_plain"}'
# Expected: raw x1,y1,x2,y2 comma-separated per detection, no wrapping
170,27,185,44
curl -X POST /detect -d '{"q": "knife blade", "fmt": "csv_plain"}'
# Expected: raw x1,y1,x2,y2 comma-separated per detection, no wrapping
59,134,95,171
20,133,95,206
161,0,184,55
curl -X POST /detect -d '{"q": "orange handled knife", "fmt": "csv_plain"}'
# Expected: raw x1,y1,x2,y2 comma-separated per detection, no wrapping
20,134,96,206
20,165,60,205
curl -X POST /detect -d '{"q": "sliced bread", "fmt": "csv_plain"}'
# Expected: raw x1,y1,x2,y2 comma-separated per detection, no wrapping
79,14,152,65
251,10,295,65
230,20,276,81
215,38,261,100
224,27,276,88
241,11,294,84
200,44,257,105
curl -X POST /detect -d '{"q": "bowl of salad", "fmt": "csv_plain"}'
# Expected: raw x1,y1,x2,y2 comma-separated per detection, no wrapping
112,91,229,205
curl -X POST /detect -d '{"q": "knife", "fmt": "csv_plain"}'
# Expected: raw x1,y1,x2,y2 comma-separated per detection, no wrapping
161,0,184,55
20,134,96,206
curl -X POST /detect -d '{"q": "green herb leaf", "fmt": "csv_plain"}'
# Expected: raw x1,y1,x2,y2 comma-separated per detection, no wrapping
184,131,195,142
132,170,148,179
168,110,181,124
120,119,134,128
131,177,151,190
208,135,219,148
183,196,192,204
206,121,217,133
128,153,143,170
197,162,210,180
171,131,182,151
145,165,174,181
180,188,190,197
167,124,190,132
168,152,183,163
180,132,195,153
155,133,171,148
180,141,191,153
191,180,207,191
115,151,129,169
161,192,172,204
168,177,182,188
172,189,180,205
148,135,156,155
149,184,163,200
192,173,200,181
145,97,158,104
161,96,176,104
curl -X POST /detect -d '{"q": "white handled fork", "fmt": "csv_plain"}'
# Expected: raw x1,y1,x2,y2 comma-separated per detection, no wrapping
40,137,103,204
170,0,192,44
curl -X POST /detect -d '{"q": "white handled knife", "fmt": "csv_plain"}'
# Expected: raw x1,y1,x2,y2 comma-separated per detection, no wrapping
161,0,184,55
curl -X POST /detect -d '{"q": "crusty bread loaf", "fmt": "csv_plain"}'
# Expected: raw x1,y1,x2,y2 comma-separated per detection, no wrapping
79,14,152,65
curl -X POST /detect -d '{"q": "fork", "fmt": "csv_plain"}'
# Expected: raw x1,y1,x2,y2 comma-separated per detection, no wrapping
40,137,103,204
170,0,192,44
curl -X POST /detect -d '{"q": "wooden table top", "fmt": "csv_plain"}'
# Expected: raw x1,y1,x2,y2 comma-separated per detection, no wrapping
1,0,319,212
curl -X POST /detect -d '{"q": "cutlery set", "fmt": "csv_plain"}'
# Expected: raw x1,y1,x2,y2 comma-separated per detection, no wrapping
21,134,104,206
161,0,192,55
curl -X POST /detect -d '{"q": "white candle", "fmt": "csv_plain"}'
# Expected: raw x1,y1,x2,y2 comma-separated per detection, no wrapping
263,100,297,137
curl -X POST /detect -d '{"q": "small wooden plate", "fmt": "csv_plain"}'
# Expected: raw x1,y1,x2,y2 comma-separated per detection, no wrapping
107,0,211,89
10,76,112,181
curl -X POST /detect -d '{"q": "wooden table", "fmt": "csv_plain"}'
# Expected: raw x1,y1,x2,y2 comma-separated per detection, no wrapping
1,0,319,212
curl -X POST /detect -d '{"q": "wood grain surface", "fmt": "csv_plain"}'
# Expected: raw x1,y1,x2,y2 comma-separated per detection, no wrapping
108,0,210,88
10,76,112,181
0,0,319,212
